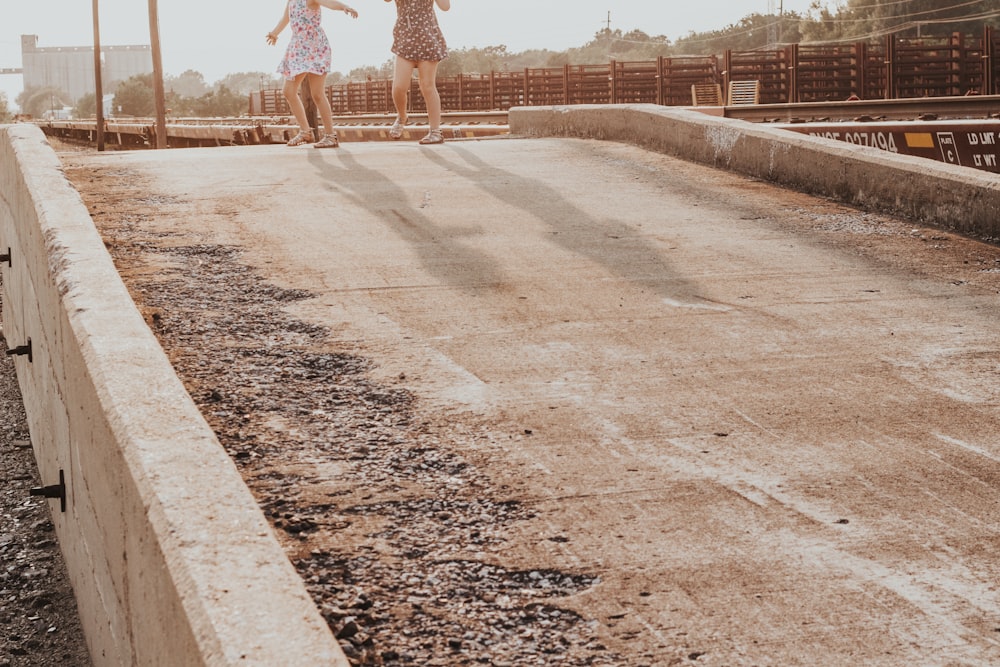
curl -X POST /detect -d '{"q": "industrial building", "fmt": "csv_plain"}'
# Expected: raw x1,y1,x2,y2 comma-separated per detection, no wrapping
20,34,152,104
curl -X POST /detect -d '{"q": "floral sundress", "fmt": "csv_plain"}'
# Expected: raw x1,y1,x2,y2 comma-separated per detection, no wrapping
391,0,448,63
278,0,332,80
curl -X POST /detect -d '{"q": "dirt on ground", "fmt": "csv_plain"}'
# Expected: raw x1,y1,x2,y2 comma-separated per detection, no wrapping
7,134,1000,666
66,172,617,666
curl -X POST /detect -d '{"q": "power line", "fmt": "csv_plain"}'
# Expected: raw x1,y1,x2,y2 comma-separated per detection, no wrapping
672,3,999,47
810,10,1000,45
590,2,999,49
805,0,991,25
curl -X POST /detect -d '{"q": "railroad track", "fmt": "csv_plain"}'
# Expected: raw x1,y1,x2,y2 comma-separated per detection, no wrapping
35,98,1000,173
38,112,510,148
722,94,1000,123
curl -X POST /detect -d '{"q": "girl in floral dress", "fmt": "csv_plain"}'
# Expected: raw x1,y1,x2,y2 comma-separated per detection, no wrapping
384,0,451,145
267,0,358,148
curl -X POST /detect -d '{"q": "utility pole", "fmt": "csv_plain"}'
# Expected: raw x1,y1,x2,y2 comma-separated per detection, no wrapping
779,0,784,43
148,0,167,149
767,0,777,48
91,0,105,151
605,11,611,31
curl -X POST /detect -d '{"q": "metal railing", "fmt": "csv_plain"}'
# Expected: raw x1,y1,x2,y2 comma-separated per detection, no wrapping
248,26,998,116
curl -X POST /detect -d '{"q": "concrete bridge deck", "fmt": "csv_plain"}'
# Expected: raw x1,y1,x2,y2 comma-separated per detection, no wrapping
4,106,1000,665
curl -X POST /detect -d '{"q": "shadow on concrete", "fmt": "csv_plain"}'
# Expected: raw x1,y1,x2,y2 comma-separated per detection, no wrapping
420,142,705,305
305,140,704,306
306,147,507,294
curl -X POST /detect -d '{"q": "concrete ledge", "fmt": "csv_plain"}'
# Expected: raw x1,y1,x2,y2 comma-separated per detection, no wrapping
510,104,1000,239
0,123,347,665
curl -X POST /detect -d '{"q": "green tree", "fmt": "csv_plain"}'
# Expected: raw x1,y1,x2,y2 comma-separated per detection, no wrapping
348,60,394,81
166,69,209,98
674,13,797,54
845,0,996,38
163,89,195,117
74,92,97,118
191,85,245,118
216,71,282,96
439,45,512,77
16,86,69,119
797,0,997,42
113,74,155,117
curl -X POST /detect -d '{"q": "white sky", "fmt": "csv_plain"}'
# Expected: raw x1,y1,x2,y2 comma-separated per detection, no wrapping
0,0,818,110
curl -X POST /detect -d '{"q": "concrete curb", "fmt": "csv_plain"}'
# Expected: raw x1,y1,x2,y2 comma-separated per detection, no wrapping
0,123,347,666
510,104,1000,239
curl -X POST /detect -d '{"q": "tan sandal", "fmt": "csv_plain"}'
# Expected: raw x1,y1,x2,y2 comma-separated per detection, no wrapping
313,133,339,148
418,129,444,145
286,130,313,146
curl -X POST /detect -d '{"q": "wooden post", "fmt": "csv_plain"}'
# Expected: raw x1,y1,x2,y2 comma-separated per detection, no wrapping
148,0,167,149
609,59,617,105
563,63,570,105
984,25,995,96
787,43,798,103
655,56,665,107
91,0,105,151
885,34,896,99
724,50,733,103
853,42,866,100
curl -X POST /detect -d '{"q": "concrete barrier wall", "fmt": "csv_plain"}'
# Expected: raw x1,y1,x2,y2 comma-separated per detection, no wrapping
0,123,347,665
510,104,1000,239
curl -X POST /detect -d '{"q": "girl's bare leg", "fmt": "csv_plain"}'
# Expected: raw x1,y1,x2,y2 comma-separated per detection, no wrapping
416,60,442,131
307,73,334,135
391,56,415,123
283,75,311,133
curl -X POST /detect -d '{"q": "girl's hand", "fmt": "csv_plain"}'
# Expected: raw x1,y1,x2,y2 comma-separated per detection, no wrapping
343,6,358,18
266,32,278,45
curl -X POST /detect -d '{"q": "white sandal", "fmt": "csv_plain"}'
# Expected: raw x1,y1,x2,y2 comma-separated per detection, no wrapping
313,133,339,148
418,129,444,145
388,117,406,140
286,130,313,146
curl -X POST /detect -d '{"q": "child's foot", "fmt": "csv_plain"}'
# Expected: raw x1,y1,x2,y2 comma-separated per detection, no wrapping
388,117,406,140
313,133,339,148
418,129,444,145
286,130,313,146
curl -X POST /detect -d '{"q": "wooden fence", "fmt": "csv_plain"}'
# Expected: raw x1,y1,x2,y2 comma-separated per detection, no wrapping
249,27,998,115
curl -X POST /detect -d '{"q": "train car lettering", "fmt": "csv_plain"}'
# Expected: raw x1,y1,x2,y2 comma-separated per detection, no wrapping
968,132,997,146
937,133,961,165
845,131,897,153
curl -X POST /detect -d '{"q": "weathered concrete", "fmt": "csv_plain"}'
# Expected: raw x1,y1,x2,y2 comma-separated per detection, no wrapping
57,131,1000,666
510,104,1000,238
0,123,347,666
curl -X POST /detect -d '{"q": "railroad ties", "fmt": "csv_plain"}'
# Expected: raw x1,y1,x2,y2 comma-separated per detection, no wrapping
35,98,1000,174
38,113,510,149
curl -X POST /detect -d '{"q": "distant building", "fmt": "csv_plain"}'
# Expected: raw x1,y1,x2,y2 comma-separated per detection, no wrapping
21,34,152,103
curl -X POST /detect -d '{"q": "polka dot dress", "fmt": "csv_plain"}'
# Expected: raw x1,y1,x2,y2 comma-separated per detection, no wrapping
278,0,332,79
391,0,448,63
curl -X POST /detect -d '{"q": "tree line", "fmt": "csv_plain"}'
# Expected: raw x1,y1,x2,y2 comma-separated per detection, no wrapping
7,0,997,119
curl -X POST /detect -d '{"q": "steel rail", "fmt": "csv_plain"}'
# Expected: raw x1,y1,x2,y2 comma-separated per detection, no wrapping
723,95,1000,123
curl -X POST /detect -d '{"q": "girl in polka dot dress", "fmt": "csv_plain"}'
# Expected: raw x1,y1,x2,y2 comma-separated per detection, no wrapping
267,0,358,148
385,0,451,144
